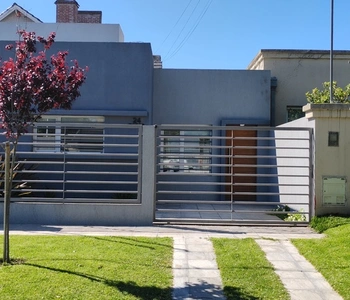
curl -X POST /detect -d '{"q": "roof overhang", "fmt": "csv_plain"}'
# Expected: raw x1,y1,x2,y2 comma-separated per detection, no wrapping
0,3,43,23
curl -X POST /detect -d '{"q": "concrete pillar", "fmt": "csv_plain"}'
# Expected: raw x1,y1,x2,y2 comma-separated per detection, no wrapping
303,103,350,216
140,125,157,221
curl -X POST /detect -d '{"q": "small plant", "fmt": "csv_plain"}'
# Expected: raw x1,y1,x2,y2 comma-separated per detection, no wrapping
284,209,306,222
271,204,291,219
271,205,306,222
0,155,37,197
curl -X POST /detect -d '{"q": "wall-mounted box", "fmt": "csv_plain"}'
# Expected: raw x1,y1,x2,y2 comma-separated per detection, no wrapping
323,177,346,206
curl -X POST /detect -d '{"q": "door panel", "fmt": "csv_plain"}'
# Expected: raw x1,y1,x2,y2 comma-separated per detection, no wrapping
226,129,257,201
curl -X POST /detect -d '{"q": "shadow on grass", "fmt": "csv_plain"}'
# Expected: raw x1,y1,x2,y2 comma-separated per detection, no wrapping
223,286,260,300
24,263,172,300
0,258,26,265
89,236,172,250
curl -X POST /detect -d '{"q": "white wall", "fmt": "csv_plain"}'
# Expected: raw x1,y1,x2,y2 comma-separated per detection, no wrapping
0,22,124,42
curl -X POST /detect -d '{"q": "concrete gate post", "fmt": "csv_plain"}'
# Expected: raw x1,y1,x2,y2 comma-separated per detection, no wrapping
303,103,350,216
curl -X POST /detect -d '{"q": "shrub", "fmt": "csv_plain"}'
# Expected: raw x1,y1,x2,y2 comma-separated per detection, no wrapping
306,81,350,104
0,156,37,197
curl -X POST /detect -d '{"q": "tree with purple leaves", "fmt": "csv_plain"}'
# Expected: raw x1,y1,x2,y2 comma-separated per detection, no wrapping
0,30,88,264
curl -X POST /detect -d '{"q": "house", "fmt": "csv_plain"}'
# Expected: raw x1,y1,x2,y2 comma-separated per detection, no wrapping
0,1,349,225
0,2,124,42
0,1,272,129
248,49,350,125
2,1,350,131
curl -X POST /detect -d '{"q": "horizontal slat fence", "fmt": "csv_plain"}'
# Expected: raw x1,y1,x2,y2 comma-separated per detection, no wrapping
0,123,142,203
155,125,313,225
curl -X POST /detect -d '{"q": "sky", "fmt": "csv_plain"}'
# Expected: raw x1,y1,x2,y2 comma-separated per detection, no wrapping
1,0,350,70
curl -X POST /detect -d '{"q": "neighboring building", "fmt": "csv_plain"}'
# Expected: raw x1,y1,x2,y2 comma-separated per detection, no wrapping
248,49,350,125
0,1,124,42
55,0,102,24
0,2,42,23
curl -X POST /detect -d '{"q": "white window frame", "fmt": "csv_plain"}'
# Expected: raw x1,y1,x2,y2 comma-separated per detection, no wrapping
34,116,105,153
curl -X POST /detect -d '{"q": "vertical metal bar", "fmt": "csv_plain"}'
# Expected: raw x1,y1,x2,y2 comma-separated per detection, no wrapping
3,142,11,263
309,128,314,221
137,125,143,202
230,128,234,220
152,126,158,222
154,125,160,221
62,126,66,201
330,0,334,103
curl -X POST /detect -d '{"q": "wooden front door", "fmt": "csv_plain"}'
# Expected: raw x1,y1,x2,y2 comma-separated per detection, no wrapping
226,128,257,201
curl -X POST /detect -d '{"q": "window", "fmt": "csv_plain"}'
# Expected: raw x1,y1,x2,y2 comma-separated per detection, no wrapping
287,106,304,122
161,130,211,173
328,131,339,147
34,116,104,153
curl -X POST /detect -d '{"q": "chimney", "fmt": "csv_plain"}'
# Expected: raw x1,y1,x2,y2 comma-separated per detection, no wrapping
153,55,163,69
77,11,102,23
55,0,79,23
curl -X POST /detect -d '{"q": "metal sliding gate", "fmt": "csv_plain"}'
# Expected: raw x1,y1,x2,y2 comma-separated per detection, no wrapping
155,125,313,225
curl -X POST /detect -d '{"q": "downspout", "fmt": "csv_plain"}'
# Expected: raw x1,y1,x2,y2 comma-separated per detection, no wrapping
270,77,277,127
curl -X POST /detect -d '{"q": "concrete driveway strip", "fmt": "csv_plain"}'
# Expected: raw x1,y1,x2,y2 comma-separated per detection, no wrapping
256,239,343,300
172,236,226,300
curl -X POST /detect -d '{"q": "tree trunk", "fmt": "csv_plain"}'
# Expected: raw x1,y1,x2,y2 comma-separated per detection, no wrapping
3,142,11,264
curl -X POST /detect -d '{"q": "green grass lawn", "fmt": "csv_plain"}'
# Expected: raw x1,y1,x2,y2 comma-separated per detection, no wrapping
0,235,173,300
292,215,350,300
212,238,290,300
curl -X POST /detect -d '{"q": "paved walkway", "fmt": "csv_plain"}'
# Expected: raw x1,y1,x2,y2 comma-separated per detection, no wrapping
8,224,343,300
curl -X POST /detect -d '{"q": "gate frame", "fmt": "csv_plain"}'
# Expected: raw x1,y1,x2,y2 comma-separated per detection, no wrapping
154,125,314,226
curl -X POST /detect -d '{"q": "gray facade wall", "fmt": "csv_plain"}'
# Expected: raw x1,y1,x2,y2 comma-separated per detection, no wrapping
153,69,271,125
0,41,154,124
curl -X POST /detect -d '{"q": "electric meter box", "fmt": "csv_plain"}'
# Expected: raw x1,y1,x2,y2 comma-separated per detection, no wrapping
323,177,346,206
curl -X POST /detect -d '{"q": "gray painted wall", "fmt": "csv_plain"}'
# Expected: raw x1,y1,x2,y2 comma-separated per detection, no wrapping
153,69,271,125
0,41,154,123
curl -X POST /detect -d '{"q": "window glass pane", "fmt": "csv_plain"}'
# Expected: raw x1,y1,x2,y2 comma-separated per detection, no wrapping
61,126,104,152
161,129,211,173
163,130,180,154
34,119,58,152
34,116,104,153
61,116,104,123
